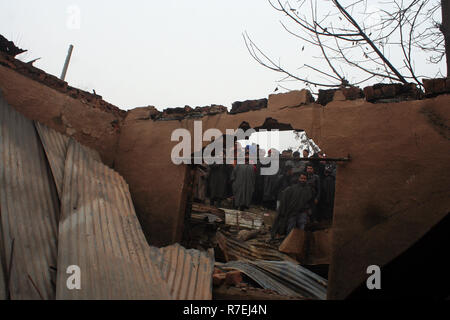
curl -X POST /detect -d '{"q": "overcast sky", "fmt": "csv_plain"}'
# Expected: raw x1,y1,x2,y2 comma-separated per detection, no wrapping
237,130,320,156
1,1,444,111
1,0,306,110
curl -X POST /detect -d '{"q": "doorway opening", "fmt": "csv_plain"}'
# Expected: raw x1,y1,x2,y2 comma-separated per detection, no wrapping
182,118,340,283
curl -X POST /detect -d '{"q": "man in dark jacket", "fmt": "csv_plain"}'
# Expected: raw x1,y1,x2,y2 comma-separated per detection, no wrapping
318,167,336,221
271,172,314,238
306,163,321,222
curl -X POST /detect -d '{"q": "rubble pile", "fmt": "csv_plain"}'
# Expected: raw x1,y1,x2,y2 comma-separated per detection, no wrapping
317,87,364,105
183,200,329,300
363,83,422,102
151,104,228,121
230,98,268,114
423,78,450,96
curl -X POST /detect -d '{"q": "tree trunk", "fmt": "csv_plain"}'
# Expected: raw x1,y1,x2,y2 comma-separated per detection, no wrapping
442,0,450,77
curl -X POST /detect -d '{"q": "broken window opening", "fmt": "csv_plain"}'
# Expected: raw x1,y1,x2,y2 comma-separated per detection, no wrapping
181,118,339,282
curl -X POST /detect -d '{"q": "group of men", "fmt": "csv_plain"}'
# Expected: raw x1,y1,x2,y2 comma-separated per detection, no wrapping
192,145,336,239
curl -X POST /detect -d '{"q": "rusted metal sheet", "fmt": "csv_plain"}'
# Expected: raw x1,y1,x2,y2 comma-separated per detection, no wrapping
0,264,5,300
216,231,297,263
219,260,327,300
150,244,214,300
0,95,59,299
35,121,101,198
55,140,171,299
0,208,6,300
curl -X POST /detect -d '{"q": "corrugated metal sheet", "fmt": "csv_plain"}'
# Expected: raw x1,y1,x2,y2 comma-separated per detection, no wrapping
0,207,6,300
219,260,327,300
55,140,171,299
35,121,101,198
216,231,297,263
149,244,214,300
0,94,59,299
1,97,211,300
0,263,5,300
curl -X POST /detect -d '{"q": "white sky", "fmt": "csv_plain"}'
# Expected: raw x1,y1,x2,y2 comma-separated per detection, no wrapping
0,1,302,110
237,130,320,156
0,1,444,111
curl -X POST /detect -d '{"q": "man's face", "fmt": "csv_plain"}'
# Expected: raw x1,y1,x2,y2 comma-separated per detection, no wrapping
299,174,307,183
307,166,314,174
303,150,309,158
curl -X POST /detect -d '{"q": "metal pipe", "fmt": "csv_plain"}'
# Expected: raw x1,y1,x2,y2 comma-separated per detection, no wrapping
60,45,74,81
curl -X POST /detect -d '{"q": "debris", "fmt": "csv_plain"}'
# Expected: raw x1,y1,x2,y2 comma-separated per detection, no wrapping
192,203,225,220
0,101,213,300
216,230,297,263
218,260,327,300
0,96,58,299
317,87,364,105
151,104,227,121
363,83,422,102
225,271,243,286
223,208,264,230
149,244,215,300
236,229,260,242
230,98,268,114
213,285,303,300
191,213,223,223
423,78,450,96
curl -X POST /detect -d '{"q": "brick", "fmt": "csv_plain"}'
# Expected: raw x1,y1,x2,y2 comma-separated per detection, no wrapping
422,78,450,95
230,98,267,114
381,84,396,97
317,89,336,105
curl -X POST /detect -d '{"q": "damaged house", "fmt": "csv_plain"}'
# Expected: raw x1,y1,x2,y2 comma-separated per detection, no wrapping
0,35,449,300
